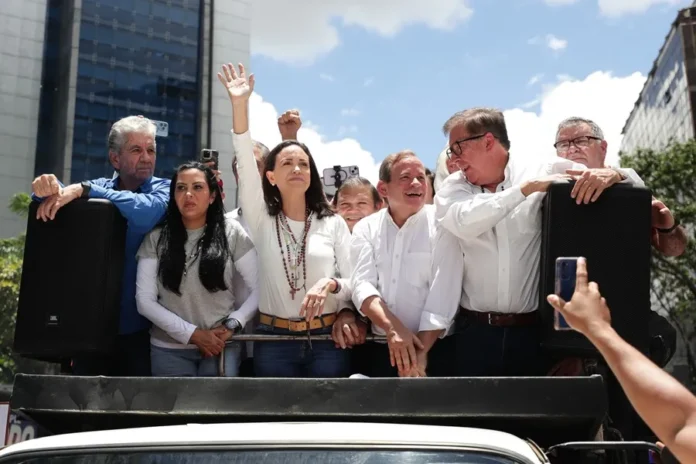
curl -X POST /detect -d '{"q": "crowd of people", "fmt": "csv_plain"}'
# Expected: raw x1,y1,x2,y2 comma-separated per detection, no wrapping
29,61,695,462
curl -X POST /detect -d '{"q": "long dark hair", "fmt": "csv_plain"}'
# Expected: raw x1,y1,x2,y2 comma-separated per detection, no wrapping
157,161,230,295
262,140,334,219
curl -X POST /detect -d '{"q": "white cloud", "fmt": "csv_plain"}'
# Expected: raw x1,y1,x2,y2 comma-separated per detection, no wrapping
319,73,335,82
543,0,686,16
503,71,646,166
364,77,375,87
528,73,544,86
340,108,361,117
598,0,685,16
528,34,568,51
546,34,568,51
248,93,380,184
251,0,474,65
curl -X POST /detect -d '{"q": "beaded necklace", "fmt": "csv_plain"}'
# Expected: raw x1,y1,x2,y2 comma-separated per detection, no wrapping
275,208,313,299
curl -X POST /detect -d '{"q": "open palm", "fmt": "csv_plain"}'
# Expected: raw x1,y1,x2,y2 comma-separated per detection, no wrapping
217,62,254,103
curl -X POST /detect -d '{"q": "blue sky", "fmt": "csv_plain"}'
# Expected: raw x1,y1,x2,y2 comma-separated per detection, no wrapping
246,0,691,181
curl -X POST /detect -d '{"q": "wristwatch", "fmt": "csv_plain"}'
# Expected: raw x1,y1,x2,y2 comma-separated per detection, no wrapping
657,218,680,234
330,278,341,295
224,318,242,333
80,181,91,198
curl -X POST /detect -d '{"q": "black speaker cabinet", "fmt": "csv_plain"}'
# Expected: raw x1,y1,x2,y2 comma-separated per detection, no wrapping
539,182,652,357
14,198,127,361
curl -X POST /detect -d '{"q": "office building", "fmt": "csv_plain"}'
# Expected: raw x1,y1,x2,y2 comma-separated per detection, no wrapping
620,6,696,155
0,0,250,238
0,0,48,238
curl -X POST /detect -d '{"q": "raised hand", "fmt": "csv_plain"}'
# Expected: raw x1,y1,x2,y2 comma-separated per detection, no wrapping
546,257,612,337
217,63,255,104
278,109,302,141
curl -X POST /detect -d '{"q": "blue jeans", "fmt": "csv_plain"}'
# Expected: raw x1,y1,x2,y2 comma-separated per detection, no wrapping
253,324,350,378
150,343,241,377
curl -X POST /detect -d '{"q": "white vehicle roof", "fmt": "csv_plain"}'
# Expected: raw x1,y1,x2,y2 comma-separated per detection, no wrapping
0,422,545,463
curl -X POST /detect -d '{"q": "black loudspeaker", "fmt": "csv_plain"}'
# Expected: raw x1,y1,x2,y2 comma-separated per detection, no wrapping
539,182,652,357
14,199,127,361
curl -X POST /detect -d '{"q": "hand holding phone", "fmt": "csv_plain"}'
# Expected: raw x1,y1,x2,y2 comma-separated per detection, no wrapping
554,257,579,331
200,149,219,170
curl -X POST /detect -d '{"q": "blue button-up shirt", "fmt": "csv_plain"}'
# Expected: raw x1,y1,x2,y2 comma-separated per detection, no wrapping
33,175,171,334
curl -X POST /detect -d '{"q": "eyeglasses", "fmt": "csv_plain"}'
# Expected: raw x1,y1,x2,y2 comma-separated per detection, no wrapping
446,133,487,158
553,136,601,153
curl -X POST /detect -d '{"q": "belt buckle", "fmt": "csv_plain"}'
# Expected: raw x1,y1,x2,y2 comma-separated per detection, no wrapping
288,317,306,333
488,313,494,325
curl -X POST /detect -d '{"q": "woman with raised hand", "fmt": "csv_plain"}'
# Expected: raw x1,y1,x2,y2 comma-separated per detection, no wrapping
217,62,353,378
136,161,259,377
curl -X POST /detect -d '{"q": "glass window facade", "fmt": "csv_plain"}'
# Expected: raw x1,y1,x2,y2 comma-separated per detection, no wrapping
621,11,696,155
71,0,202,182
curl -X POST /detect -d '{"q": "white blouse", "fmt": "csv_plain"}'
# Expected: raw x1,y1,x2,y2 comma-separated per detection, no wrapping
231,130,353,319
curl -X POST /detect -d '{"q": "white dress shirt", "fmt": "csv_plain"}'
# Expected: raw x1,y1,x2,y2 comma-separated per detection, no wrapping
434,156,642,314
231,130,353,319
350,205,464,336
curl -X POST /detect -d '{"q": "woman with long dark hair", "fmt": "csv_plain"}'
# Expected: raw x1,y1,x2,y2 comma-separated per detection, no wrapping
136,162,259,377
217,63,353,378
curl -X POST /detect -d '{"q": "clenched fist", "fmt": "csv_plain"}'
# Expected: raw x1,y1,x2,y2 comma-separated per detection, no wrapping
278,109,302,141
32,174,61,198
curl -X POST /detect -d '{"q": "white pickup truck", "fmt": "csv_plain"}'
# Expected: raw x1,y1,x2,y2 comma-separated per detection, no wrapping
0,422,549,463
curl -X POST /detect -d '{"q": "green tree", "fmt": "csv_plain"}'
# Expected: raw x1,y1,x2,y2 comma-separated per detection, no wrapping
620,140,696,387
0,193,57,383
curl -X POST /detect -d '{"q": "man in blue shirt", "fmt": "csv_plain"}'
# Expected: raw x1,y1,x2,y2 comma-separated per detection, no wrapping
31,115,170,376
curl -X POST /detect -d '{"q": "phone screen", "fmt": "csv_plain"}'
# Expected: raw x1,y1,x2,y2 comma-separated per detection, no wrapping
554,257,578,331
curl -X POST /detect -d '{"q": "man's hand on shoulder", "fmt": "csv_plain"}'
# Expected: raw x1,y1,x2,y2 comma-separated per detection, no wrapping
36,183,83,221
32,174,61,198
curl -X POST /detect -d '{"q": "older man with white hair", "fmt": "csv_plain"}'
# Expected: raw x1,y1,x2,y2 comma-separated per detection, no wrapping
31,115,171,376
554,116,686,257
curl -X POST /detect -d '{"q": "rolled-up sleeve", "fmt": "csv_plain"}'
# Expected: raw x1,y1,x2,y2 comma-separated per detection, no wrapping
350,221,381,314
419,228,464,334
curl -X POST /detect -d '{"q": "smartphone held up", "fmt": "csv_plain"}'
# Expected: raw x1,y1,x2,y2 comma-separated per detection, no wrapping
553,257,579,331
200,149,219,170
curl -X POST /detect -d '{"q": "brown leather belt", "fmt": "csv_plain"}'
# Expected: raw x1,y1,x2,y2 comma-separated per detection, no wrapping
259,313,337,332
461,307,539,327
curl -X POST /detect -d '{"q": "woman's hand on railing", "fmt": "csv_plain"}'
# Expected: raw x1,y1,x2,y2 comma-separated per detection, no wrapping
332,310,367,349
189,328,226,358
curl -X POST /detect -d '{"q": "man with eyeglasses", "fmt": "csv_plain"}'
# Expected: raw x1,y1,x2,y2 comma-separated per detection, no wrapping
552,117,686,375
434,107,642,377
554,117,686,257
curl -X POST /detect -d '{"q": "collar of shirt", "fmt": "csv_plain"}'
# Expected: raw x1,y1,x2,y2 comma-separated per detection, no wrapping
384,204,428,231
109,175,154,194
